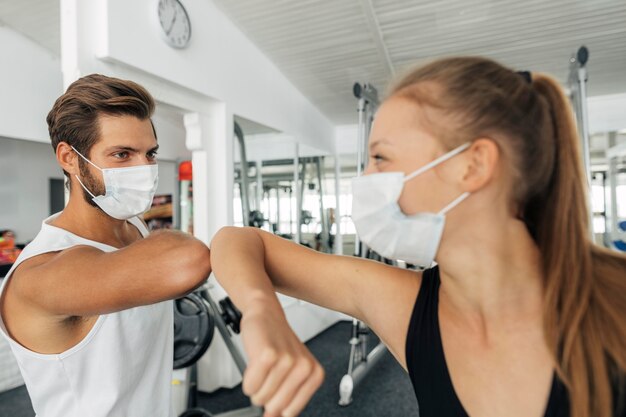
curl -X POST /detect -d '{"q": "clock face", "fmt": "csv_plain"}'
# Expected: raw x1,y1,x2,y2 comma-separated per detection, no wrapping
157,0,191,49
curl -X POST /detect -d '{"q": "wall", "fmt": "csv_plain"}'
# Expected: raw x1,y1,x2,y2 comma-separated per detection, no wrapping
152,105,192,162
0,137,179,243
0,137,64,242
0,26,63,143
61,0,335,153
104,0,335,151
233,133,332,164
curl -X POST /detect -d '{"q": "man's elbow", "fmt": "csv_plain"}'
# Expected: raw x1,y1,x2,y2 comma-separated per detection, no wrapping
176,240,211,292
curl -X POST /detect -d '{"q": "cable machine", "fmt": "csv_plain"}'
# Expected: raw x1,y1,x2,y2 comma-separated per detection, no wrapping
338,83,389,407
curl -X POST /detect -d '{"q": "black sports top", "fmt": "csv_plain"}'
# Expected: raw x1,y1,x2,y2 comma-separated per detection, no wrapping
405,266,570,417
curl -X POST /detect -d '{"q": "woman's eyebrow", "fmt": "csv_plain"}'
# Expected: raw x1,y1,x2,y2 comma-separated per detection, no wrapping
369,139,391,151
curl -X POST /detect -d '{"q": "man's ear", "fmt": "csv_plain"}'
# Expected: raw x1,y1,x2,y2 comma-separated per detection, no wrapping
56,142,79,176
460,138,500,192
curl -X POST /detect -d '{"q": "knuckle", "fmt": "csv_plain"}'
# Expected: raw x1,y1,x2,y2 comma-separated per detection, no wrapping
279,354,295,369
260,349,278,366
294,358,313,376
264,403,281,415
313,365,325,385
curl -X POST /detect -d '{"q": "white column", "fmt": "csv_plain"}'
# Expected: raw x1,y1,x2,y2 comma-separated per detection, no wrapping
183,107,234,245
184,107,241,392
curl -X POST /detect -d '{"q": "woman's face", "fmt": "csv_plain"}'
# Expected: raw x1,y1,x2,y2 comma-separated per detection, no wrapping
364,96,466,215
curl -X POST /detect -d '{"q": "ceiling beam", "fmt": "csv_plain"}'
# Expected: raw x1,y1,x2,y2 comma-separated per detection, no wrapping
359,0,396,78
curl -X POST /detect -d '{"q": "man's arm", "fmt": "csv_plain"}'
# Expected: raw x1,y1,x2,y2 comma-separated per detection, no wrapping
9,230,211,317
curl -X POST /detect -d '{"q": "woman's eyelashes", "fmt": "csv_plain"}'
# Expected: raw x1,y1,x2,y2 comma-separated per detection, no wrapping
371,154,387,164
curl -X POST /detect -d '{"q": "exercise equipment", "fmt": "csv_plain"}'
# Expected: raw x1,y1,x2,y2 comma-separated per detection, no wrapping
219,296,242,334
338,82,389,407
173,288,261,417
234,122,253,227
605,143,626,251
174,293,215,370
568,45,594,235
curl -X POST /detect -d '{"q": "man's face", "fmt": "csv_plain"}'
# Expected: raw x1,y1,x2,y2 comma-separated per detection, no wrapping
77,114,158,206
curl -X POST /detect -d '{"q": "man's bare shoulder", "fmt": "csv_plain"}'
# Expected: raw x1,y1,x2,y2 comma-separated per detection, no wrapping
9,246,102,298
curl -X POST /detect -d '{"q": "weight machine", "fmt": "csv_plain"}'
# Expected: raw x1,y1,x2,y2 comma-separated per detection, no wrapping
568,45,595,235
605,143,626,251
173,286,262,417
338,82,389,407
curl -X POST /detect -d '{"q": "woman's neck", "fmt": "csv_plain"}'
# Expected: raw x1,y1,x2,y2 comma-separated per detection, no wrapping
436,212,545,331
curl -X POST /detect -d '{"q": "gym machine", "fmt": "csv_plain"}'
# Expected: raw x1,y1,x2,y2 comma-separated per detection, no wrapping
568,45,595,235
338,82,389,407
173,285,263,417
234,123,266,229
295,156,333,252
605,143,626,251
236,155,333,251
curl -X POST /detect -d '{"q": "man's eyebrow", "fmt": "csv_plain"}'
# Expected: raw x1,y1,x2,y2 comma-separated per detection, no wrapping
104,145,159,153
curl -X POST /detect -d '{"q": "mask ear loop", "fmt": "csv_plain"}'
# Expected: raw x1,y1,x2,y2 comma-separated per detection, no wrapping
403,142,471,183
71,146,101,198
71,146,103,172
74,174,97,199
439,192,470,215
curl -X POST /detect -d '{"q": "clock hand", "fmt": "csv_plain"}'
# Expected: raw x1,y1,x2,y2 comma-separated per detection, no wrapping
166,8,178,35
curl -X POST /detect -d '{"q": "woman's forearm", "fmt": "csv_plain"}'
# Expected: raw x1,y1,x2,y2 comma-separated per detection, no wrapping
210,226,285,318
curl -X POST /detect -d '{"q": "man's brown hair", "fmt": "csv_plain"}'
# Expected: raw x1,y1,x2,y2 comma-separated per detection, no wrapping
46,73,156,177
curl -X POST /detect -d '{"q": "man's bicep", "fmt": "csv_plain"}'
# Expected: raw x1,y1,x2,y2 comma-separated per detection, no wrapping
12,246,109,315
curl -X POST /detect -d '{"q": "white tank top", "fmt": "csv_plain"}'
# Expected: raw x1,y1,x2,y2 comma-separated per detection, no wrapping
0,213,174,417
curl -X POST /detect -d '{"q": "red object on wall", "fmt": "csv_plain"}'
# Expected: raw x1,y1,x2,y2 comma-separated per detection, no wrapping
179,161,192,181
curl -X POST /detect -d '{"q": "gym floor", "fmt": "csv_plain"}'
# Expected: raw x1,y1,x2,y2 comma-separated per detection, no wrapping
0,321,419,417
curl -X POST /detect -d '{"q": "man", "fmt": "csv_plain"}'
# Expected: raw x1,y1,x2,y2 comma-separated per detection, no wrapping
0,74,211,417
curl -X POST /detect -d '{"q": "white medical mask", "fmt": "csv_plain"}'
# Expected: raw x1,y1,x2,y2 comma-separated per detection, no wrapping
351,143,470,267
72,146,159,220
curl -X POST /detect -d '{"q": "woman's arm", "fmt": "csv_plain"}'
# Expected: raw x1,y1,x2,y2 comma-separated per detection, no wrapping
210,226,420,416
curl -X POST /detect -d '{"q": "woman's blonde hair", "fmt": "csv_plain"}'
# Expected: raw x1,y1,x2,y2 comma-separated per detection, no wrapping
391,57,626,417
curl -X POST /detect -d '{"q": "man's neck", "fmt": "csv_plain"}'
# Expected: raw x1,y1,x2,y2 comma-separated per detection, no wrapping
51,194,139,248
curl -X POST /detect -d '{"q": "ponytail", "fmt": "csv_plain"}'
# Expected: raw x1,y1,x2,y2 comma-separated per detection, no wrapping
531,75,626,417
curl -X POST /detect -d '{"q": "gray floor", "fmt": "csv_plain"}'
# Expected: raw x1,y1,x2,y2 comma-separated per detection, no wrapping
0,321,419,416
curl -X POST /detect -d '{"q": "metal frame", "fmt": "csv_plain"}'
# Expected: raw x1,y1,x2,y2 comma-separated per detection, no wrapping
234,122,252,227
180,285,263,417
605,143,626,250
338,82,388,407
568,46,594,235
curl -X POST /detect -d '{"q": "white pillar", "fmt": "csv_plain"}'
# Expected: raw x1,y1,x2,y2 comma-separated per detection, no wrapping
183,107,234,245
184,107,241,392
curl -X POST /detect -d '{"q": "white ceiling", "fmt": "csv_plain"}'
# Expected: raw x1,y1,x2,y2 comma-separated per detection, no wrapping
2,0,625,126
0,0,60,55
212,0,626,124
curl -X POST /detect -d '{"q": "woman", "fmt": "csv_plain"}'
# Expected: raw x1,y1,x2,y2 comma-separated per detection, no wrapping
210,57,626,417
